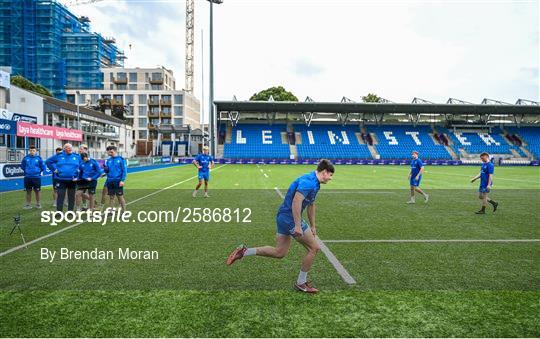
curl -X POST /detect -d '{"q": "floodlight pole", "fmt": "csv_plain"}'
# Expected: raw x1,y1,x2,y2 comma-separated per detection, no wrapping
208,0,222,156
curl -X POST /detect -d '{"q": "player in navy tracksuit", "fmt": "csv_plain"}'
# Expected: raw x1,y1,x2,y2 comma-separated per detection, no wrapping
471,152,498,214
76,152,103,211
104,145,127,211
21,146,46,209
226,159,335,294
50,147,63,207
192,146,214,198
46,143,81,211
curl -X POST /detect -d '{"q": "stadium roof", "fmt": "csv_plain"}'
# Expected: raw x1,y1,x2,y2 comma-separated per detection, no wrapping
214,100,540,126
214,101,540,115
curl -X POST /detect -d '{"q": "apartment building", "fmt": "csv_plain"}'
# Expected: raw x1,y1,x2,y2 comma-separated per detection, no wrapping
66,67,200,145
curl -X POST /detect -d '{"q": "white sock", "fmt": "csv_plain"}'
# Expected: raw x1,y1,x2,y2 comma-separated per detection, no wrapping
245,248,257,256
297,270,308,284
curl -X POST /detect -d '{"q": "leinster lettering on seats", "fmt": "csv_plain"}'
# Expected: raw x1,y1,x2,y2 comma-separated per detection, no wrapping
235,129,275,144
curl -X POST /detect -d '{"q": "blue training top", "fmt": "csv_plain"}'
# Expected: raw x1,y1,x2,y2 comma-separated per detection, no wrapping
277,171,320,220
411,158,424,177
79,158,104,181
105,155,127,182
480,161,494,188
45,151,81,181
21,154,46,178
195,153,213,172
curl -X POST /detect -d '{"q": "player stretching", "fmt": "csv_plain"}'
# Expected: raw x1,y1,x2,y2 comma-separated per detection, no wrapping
192,146,214,198
226,159,335,293
470,152,498,214
407,151,429,204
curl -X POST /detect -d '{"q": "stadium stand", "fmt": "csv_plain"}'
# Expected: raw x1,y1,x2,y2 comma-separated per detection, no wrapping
506,126,540,159
223,124,290,159
294,124,371,159
443,129,512,155
368,125,452,159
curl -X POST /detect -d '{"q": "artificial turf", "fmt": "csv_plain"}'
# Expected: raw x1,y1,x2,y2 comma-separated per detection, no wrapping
0,164,539,337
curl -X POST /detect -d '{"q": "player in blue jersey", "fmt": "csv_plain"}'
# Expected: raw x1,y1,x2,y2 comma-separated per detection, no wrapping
226,159,335,294
470,152,498,214
21,146,47,209
407,151,429,204
104,145,127,211
192,146,214,198
76,152,104,211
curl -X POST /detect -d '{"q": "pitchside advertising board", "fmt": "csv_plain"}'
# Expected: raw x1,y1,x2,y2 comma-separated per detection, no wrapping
0,163,52,180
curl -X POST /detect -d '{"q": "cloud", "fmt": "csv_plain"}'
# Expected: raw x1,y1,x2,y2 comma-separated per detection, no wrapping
291,58,324,77
64,0,539,122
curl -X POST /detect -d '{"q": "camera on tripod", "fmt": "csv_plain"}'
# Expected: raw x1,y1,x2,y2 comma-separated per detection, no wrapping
13,215,21,226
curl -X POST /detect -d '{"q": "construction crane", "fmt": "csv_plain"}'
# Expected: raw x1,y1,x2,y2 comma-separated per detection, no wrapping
60,0,195,94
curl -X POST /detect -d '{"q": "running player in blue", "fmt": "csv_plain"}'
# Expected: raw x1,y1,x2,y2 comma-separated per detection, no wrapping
192,146,214,198
470,152,498,214
407,151,429,204
21,146,46,209
226,159,335,294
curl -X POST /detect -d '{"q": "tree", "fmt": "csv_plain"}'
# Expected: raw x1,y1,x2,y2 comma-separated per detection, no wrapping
362,93,381,103
250,86,298,102
10,75,53,97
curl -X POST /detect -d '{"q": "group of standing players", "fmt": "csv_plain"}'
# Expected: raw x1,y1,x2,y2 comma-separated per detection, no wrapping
20,143,127,212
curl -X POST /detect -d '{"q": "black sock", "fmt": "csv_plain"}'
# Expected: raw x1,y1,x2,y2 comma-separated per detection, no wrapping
480,206,486,212
488,200,497,206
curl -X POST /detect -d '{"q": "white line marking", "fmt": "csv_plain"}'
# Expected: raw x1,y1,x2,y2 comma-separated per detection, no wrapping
273,186,356,285
274,187,284,198
0,165,228,258
317,237,357,285
324,239,540,243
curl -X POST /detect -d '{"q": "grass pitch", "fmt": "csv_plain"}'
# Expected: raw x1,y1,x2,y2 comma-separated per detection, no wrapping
0,164,539,337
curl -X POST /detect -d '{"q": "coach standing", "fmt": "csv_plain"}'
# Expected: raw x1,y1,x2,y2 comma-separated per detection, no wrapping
46,143,81,211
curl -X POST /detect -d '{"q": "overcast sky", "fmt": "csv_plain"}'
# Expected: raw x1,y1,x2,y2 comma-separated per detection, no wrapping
67,0,539,119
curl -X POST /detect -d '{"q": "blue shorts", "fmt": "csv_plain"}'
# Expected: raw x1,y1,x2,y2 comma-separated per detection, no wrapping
479,186,491,193
276,214,310,236
198,171,210,181
106,180,124,196
410,175,422,187
24,177,41,191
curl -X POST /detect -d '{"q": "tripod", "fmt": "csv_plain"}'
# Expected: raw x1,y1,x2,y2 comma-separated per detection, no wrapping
10,214,27,248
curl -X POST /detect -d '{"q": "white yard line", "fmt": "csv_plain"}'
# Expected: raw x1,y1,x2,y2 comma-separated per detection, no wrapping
316,238,357,285
324,239,540,243
0,165,228,258
273,186,357,285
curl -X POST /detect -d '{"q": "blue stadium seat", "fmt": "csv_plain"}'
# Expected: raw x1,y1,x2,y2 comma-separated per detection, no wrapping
506,126,540,158
295,125,371,159
368,125,452,159
223,124,290,159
